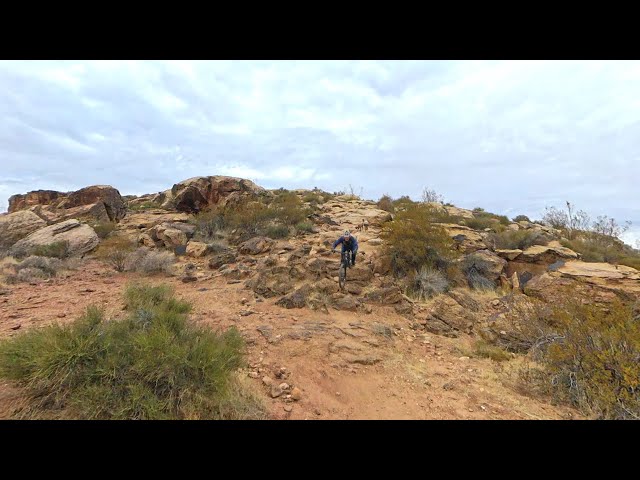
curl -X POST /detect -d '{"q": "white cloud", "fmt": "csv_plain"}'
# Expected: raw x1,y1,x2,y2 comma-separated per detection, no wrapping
0,59,638,239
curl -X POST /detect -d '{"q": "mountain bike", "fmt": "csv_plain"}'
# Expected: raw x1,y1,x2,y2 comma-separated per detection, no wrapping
333,249,364,290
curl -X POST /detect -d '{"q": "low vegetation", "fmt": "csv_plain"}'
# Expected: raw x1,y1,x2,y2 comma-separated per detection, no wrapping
381,203,459,283
3,255,73,284
485,229,551,250
498,298,640,419
94,236,137,272
377,194,395,213
0,283,267,419
91,221,117,239
410,266,449,300
192,193,312,243
125,247,175,274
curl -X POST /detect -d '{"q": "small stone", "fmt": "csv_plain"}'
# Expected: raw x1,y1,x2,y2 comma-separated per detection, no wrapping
314,408,322,416
279,382,290,391
270,385,284,398
291,387,302,401
10,324,21,331
241,298,249,305
458,356,470,361
57,313,66,318
469,408,474,412
248,372,259,379
491,299,500,307
284,405,293,412
262,376,273,386
336,392,341,396
181,276,197,283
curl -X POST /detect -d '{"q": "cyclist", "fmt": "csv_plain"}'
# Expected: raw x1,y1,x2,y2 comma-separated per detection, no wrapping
331,230,359,266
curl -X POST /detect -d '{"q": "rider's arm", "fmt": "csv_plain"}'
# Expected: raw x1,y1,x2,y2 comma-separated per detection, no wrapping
332,237,344,250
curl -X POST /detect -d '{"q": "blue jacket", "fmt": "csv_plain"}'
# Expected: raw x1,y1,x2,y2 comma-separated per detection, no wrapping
332,235,358,253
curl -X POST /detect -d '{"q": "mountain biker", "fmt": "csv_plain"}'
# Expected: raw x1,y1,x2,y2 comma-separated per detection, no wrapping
331,230,359,266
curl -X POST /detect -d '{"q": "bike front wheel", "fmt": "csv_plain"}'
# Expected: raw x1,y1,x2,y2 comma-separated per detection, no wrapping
338,264,347,290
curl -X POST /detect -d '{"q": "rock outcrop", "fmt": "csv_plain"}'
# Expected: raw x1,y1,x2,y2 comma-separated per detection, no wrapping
11,219,99,257
8,186,126,223
0,210,47,249
151,176,268,213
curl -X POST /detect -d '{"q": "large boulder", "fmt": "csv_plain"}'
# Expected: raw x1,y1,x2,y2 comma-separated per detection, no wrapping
435,224,486,253
8,185,127,222
461,249,507,283
524,261,640,304
154,176,268,213
238,236,274,255
118,211,191,230
518,245,580,264
0,210,47,249
11,219,99,257
186,241,212,258
364,286,403,304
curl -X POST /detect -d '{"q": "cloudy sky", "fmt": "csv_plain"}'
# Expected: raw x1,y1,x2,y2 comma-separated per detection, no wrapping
0,60,639,246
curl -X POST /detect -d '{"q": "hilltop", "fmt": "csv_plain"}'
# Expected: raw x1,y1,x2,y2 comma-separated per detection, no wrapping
0,176,638,419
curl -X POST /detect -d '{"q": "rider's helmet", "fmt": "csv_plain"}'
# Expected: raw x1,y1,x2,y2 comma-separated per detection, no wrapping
344,230,351,238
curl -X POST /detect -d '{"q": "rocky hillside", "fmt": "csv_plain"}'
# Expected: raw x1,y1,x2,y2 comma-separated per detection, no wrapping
1,176,638,419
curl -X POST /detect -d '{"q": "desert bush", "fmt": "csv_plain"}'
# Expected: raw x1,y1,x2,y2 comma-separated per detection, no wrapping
421,187,444,204
192,207,229,242
513,215,531,223
473,339,511,362
31,241,70,259
126,248,175,274
208,240,230,254
561,235,640,269
465,209,510,231
485,230,551,250
16,256,64,276
512,299,640,420
295,221,314,234
270,191,311,226
265,225,289,239
410,266,449,300
92,221,117,239
302,191,325,206
15,267,49,283
95,236,136,272
381,203,458,278
391,195,416,211
377,194,395,213
0,283,266,420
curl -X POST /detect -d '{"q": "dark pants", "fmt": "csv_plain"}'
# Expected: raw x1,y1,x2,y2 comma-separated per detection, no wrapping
342,248,357,265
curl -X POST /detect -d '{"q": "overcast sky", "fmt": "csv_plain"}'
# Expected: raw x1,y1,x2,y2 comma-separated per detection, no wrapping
0,60,638,246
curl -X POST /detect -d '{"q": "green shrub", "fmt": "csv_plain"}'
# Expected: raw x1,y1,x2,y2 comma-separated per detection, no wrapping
95,236,136,272
128,201,157,211
515,299,640,420
513,215,531,223
265,225,290,239
473,339,511,362
381,203,458,278
192,208,228,242
485,230,551,250
377,195,395,213
295,221,314,234
92,221,117,239
0,283,266,419
561,235,640,269
270,191,311,226
32,241,70,259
